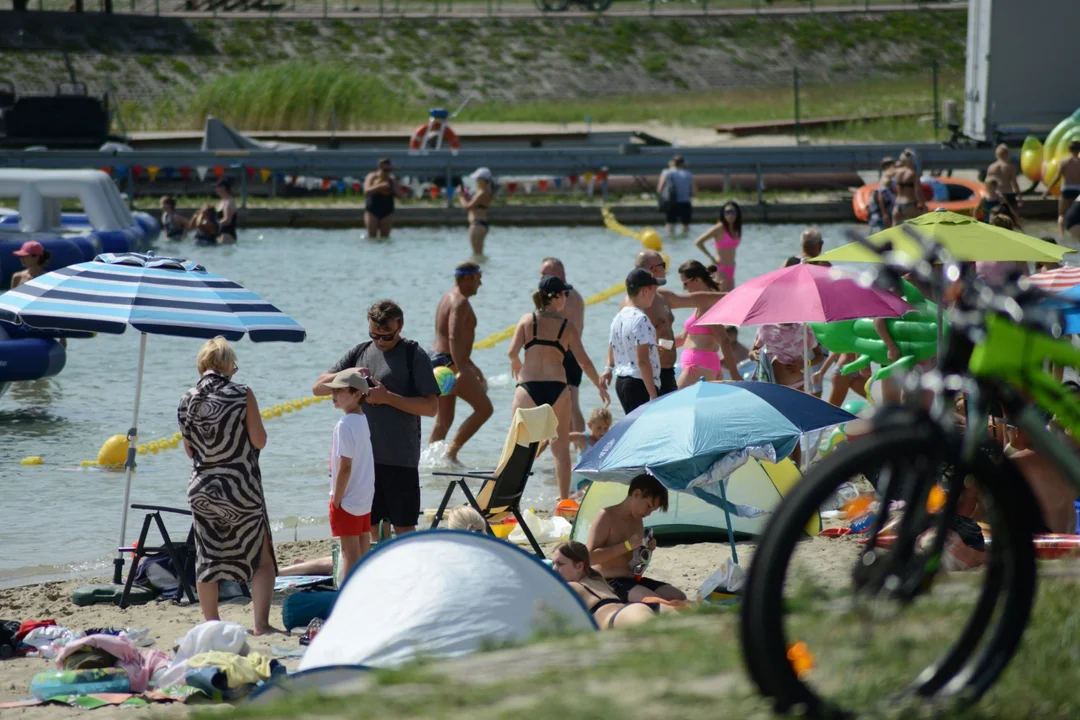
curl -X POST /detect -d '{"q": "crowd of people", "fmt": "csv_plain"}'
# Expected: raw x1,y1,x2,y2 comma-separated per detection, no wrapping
159,179,238,246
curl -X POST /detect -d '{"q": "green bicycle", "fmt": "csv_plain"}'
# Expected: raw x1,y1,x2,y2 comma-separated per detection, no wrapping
739,231,1080,718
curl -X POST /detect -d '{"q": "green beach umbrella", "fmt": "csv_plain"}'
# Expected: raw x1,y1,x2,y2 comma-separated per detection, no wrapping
812,210,1072,264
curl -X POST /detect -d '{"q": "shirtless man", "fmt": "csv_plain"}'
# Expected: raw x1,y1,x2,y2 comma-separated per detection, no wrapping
428,261,493,464
586,474,686,603
606,250,725,397
986,144,1022,218
1042,140,1080,239
540,257,586,433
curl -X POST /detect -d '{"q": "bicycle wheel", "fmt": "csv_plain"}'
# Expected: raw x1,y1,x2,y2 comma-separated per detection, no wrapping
740,414,1037,718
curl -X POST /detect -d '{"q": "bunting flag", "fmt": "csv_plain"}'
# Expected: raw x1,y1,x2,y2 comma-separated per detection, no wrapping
131,166,143,179
146,166,160,182
428,185,439,199
597,169,609,181
568,174,578,187
505,182,518,196
260,169,271,183
195,166,208,181
446,185,456,201
336,181,345,193
582,171,594,184
213,166,225,180
274,172,285,184
114,167,127,181
538,179,548,192
352,182,361,193
245,166,256,179
180,167,191,181
100,167,112,176
553,177,563,188
284,175,295,185
522,181,534,194
162,167,175,180
321,178,331,191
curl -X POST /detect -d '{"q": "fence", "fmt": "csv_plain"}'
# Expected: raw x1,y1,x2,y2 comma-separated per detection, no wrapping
15,0,966,20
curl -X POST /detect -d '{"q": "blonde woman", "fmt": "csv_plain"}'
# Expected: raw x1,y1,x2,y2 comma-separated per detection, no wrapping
178,337,278,635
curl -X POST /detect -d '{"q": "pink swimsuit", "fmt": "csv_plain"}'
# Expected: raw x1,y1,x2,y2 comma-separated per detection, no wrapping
714,229,740,285
680,312,722,376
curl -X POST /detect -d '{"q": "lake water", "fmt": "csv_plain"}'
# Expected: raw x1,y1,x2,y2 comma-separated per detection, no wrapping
0,219,1063,586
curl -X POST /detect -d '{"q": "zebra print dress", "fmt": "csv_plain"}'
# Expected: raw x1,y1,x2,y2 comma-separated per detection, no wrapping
178,370,274,584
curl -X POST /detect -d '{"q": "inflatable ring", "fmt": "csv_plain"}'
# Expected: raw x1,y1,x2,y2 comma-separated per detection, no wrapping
409,121,461,152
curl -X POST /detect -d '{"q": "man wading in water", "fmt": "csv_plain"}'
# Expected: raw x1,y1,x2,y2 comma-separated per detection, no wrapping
428,261,492,465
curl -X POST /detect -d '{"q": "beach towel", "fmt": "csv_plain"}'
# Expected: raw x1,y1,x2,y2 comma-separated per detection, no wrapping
56,635,170,693
494,405,558,477
154,621,248,689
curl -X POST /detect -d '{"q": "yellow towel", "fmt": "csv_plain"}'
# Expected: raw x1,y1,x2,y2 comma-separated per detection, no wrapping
493,405,559,477
187,651,272,688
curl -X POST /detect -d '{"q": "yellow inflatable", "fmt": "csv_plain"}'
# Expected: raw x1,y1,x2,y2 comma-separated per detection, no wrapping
1021,108,1080,193
97,434,129,467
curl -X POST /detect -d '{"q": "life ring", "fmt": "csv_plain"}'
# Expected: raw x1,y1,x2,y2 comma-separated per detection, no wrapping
852,178,986,222
408,121,461,151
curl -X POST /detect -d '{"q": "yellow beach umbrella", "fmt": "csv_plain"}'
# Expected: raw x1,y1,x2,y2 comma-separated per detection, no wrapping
812,210,1073,264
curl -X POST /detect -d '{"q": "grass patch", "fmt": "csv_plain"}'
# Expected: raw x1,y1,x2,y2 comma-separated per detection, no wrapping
641,53,669,74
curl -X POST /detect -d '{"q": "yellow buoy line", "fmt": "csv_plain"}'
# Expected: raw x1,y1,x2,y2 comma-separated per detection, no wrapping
470,207,666,352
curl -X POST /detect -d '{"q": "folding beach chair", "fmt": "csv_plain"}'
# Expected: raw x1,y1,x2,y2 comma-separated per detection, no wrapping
118,504,197,609
430,405,559,558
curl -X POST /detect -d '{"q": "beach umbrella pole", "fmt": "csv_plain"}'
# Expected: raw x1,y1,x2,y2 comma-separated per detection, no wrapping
113,332,148,585
800,326,810,470
717,479,739,565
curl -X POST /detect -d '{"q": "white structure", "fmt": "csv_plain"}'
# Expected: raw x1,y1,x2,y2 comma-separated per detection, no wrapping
0,169,135,237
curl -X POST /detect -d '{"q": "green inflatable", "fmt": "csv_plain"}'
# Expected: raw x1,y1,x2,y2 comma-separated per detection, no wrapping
808,279,940,382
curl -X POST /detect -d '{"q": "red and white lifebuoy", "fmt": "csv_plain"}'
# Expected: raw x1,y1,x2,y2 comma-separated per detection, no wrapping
408,121,461,151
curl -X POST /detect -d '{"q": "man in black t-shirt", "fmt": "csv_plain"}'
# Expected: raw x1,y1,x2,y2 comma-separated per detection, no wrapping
313,300,440,536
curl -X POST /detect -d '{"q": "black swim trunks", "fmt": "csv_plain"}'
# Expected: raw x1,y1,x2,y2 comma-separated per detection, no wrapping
563,351,583,388
607,575,671,603
370,463,421,529
665,201,692,226
1066,201,1080,231
428,350,454,368
659,367,678,396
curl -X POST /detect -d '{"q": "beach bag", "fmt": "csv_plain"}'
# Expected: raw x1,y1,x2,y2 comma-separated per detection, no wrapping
281,590,338,632
0,620,20,660
657,172,676,213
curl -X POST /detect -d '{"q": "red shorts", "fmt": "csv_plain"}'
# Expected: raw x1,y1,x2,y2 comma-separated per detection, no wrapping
329,502,372,537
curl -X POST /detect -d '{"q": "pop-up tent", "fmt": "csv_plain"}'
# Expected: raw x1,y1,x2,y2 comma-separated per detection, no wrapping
297,530,596,673
572,458,820,545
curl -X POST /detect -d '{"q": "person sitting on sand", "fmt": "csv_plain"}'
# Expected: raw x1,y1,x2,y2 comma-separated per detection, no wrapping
552,541,676,630
585,474,686,604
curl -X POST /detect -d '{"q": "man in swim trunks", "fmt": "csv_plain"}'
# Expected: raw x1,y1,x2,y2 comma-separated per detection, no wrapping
428,261,493,464
1042,140,1080,239
657,155,695,235
540,256,586,433
606,250,726,397
783,227,829,268
986,144,1023,219
586,473,686,603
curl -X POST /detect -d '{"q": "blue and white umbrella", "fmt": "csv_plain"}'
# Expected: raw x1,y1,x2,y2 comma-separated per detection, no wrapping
0,252,305,582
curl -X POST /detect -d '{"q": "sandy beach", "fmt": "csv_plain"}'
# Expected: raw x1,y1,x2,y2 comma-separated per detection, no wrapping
0,530,863,717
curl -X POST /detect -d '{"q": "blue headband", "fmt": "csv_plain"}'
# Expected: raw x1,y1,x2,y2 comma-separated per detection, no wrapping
455,267,481,276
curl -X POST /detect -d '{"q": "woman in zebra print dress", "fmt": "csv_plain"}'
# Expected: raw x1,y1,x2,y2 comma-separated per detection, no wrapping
178,337,279,634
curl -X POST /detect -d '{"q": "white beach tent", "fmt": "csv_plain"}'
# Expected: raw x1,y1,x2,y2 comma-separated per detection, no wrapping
297,530,597,673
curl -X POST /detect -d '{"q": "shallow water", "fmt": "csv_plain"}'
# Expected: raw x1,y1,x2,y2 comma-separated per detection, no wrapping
0,219,1066,585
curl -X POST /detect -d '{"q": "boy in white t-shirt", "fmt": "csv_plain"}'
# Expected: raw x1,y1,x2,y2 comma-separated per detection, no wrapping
321,368,377,576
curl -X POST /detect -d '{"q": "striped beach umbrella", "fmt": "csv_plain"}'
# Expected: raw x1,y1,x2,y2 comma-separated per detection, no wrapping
1027,265,1080,294
0,252,305,582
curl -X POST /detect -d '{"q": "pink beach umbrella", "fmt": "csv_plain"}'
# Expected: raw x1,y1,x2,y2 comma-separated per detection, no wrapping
699,263,913,402
1027,266,1080,294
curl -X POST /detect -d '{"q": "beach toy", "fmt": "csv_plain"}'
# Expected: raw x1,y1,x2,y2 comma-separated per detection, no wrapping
809,280,939,382
31,668,131,700
554,498,580,521
817,426,847,456
97,434,129,466
20,455,43,466
1021,136,1043,182
490,522,515,539
1022,108,1080,189
433,365,457,396
841,398,868,416
640,228,663,251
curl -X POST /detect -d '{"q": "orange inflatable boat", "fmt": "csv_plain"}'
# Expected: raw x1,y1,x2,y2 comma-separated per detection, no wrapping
853,177,987,222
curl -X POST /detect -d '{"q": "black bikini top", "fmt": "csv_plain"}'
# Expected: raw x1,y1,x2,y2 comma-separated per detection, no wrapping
524,312,568,355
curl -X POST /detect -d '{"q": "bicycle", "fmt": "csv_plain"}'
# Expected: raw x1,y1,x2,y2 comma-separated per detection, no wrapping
739,229,1080,718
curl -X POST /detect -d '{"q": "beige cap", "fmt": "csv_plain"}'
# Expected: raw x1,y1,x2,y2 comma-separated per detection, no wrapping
323,368,370,394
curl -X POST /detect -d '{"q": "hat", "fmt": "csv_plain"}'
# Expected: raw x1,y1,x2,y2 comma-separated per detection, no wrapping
470,167,493,181
13,241,44,257
322,368,370,394
626,267,665,292
538,275,572,295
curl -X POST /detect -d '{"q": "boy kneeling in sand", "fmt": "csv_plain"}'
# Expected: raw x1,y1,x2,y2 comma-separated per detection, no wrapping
323,368,377,576
586,474,687,603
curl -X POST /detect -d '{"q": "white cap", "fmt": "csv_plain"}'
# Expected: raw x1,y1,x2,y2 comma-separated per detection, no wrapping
470,167,493,181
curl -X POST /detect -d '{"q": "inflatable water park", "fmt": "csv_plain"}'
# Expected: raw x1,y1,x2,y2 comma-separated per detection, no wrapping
0,169,160,397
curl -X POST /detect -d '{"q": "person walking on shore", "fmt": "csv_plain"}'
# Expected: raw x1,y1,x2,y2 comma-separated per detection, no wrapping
460,168,493,256
657,155,695,236
313,300,440,538
539,256,587,433
363,157,397,240
428,261,492,464
179,337,277,635
507,275,610,499
603,268,663,414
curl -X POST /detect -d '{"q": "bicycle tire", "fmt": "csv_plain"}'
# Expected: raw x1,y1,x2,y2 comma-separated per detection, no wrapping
740,417,1037,718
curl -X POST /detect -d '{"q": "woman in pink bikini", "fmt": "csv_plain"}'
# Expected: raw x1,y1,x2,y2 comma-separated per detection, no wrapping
675,261,741,388
693,201,742,291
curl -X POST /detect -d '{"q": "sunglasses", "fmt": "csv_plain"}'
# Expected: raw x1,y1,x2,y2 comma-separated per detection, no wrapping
723,208,738,215
651,262,666,270
369,331,397,342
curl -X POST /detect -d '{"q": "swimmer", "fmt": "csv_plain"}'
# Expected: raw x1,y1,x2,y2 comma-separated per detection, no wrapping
674,260,741,388
214,178,238,244
428,261,492,464
507,275,610,499
363,157,397,239
1043,141,1080,239
190,204,220,246
986,144,1022,217
692,200,742,290
976,178,1004,224
159,195,190,241
540,257,587,434
9,241,51,290
891,149,926,225
460,168,493,256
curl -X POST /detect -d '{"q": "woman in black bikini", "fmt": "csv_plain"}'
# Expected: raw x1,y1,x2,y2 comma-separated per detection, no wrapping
507,276,609,499
551,542,667,630
215,178,238,244
364,157,397,239
460,168,493,256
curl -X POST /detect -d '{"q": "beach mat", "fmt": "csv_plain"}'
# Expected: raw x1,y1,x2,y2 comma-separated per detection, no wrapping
71,584,156,607
274,575,333,593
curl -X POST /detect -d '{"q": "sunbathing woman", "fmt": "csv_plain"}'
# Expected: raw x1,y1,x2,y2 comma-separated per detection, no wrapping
551,542,674,630
693,201,742,291
508,276,609,499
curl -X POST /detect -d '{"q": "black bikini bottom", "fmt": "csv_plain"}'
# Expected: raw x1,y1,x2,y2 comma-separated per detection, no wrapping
518,381,566,407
